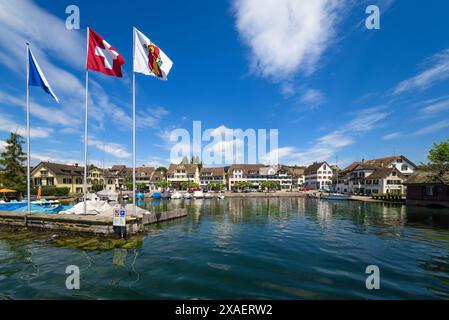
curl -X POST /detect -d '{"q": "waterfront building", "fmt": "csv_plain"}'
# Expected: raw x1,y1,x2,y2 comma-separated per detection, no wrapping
291,168,305,188
200,167,227,189
31,162,105,194
334,155,416,195
404,171,449,208
304,162,333,190
135,166,167,191
167,164,200,189
227,164,293,190
104,165,130,191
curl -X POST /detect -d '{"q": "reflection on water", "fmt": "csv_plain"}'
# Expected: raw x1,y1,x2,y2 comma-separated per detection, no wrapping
1,197,449,299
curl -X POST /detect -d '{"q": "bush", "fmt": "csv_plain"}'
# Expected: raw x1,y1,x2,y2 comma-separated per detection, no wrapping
31,186,70,197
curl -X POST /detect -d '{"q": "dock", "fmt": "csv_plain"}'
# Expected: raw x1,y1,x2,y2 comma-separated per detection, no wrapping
0,208,188,236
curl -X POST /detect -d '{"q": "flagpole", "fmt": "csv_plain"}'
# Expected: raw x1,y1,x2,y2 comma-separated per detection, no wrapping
83,27,90,215
132,27,137,217
26,43,31,215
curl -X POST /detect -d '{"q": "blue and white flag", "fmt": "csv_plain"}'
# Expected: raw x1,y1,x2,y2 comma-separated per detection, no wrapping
28,48,59,103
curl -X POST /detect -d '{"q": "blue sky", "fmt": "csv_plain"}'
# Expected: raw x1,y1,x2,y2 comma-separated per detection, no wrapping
0,0,448,168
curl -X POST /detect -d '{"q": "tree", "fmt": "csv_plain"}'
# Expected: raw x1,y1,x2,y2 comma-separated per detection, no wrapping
181,156,190,164
0,132,27,191
155,166,168,174
420,139,449,184
428,140,449,164
180,181,199,190
155,181,170,189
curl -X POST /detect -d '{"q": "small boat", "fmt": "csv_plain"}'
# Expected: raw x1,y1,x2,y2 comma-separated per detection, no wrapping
136,192,145,199
171,192,182,199
321,193,350,201
161,190,171,199
152,192,162,199
217,194,225,200
31,199,61,206
183,192,192,199
193,190,204,199
204,192,213,199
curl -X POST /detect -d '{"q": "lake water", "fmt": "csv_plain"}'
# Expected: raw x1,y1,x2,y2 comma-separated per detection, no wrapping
0,197,448,299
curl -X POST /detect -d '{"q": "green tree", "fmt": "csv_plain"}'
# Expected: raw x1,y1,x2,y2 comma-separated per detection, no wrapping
422,139,449,183
0,132,27,191
155,181,171,189
181,156,190,164
155,166,168,174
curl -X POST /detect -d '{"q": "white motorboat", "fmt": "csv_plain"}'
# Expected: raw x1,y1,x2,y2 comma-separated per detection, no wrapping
193,190,204,199
321,193,350,201
217,194,225,200
183,192,192,199
171,192,182,199
204,193,213,199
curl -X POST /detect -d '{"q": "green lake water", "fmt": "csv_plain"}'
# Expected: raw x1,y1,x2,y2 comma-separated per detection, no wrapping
0,197,448,299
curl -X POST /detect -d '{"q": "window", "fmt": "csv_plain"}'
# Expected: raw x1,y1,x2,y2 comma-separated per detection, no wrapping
392,171,397,176
425,186,434,196
47,177,54,186
401,165,408,171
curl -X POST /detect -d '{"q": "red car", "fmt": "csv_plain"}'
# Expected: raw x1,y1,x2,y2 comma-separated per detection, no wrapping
299,187,312,192
188,187,202,193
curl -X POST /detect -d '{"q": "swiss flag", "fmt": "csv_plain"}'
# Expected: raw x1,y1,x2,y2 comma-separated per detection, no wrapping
87,28,125,77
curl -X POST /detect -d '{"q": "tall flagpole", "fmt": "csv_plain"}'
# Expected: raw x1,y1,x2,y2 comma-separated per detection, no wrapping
132,27,137,217
26,43,31,215
83,27,90,215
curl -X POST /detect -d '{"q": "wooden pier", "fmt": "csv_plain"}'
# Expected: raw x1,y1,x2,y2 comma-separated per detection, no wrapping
0,209,188,236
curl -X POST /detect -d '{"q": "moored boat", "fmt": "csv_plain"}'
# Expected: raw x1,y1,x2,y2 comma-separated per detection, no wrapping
193,190,204,199
321,193,350,201
171,192,182,199
204,192,213,199
183,192,192,199
152,192,162,199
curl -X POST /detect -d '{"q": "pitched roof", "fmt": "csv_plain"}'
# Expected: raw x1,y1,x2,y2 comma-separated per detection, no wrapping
32,162,85,176
167,163,199,175
227,164,265,176
404,171,449,185
200,167,225,176
291,168,305,177
364,155,417,168
136,166,155,177
304,162,328,175
366,167,404,180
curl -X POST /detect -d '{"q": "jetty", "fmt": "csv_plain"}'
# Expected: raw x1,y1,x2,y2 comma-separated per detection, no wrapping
0,208,187,236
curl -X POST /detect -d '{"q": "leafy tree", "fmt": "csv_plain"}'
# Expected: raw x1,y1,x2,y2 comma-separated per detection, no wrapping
181,156,190,164
180,181,199,190
90,184,104,192
155,181,171,189
420,139,449,183
0,132,27,191
155,166,168,174
428,140,449,164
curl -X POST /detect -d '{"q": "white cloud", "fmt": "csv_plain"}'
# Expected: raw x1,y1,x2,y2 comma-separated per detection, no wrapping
394,49,449,95
413,119,449,136
382,132,401,141
420,98,449,115
299,88,326,110
233,0,347,79
88,136,131,159
0,114,52,138
280,107,390,165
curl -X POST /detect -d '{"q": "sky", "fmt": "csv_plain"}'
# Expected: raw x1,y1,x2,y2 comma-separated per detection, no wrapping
0,0,448,169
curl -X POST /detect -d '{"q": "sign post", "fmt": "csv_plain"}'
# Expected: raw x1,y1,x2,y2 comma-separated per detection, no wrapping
113,205,127,238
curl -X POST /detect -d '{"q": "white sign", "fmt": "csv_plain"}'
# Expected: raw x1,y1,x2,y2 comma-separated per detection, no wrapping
113,206,126,227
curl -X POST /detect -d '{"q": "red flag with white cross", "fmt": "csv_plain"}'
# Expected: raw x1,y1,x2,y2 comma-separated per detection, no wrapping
87,28,125,77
